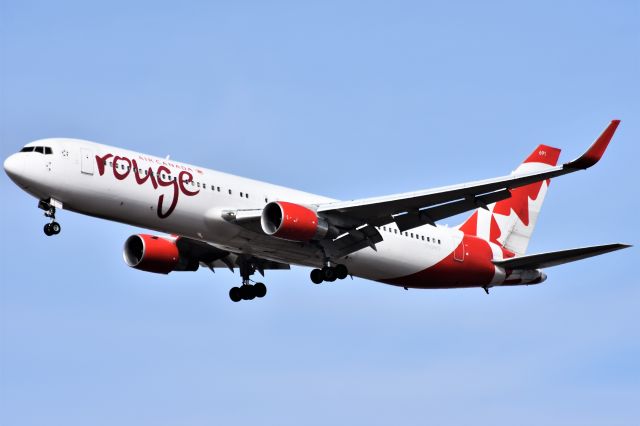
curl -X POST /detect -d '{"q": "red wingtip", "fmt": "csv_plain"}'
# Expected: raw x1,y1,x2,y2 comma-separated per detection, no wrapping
567,120,621,169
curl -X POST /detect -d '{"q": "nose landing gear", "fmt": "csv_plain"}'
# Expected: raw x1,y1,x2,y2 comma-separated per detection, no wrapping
39,199,61,236
43,221,61,236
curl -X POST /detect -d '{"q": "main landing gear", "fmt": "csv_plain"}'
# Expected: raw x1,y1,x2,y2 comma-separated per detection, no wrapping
229,282,267,302
39,200,61,236
310,263,349,284
229,258,268,302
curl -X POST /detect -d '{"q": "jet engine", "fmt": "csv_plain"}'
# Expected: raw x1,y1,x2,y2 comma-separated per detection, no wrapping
123,234,199,274
261,201,336,242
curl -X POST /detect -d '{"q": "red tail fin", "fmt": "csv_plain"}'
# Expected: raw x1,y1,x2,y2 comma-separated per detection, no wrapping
459,144,561,255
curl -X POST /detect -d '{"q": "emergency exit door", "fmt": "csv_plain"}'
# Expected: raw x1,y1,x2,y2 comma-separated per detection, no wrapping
81,148,94,175
453,237,465,262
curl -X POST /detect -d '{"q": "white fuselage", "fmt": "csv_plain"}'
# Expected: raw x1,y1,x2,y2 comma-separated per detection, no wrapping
6,138,526,289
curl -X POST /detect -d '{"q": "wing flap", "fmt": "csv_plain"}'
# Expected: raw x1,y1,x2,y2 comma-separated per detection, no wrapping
394,189,512,232
176,236,291,272
320,224,383,259
492,243,631,270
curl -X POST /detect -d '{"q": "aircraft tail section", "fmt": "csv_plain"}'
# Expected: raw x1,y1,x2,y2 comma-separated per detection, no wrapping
459,144,561,256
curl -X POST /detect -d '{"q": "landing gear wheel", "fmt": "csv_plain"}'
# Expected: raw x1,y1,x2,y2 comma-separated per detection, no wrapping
335,264,348,280
310,269,324,284
43,223,53,236
322,266,337,282
50,221,61,235
254,282,267,298
240,285,256,300
229,287,242,302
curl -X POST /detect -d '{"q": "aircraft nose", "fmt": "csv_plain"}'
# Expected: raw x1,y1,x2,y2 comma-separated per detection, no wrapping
3,153,25,181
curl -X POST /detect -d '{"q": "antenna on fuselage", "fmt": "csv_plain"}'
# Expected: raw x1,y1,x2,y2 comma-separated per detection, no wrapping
165,155,170,160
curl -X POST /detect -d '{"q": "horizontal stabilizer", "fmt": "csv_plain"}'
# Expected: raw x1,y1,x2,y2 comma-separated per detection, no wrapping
492,243,631,270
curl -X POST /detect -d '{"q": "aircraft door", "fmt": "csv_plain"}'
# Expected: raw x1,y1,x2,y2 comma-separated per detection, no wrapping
453,235,465,262
81,148,94,175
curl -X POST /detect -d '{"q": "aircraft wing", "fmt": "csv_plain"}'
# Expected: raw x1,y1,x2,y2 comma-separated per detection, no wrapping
317,120,620,233
176,236,290,273
492,243,631,270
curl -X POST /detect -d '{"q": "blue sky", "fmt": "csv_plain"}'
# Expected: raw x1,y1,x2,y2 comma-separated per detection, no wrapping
1,1,638,425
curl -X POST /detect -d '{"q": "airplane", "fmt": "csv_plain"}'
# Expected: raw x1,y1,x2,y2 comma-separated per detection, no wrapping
3,120,630,302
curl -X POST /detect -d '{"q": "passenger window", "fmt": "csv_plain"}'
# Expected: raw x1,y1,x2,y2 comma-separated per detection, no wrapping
421,236,425,241
427,237,430,242
438,239,441,244
240,192,243,197
217,187,221,192
246,193,249,199
228,189,232,195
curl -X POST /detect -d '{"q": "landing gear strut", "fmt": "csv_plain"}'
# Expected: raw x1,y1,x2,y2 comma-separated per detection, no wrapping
310,262,349,284
229,258,268,302
39,199,61,236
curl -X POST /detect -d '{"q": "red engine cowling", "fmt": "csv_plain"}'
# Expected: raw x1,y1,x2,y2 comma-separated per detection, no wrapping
123,234,180,274
261,201,331,242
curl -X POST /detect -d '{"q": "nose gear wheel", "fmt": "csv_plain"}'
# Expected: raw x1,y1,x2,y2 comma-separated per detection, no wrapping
39,200,62,236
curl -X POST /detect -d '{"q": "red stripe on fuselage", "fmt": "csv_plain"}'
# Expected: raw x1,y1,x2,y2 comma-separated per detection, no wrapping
382,235,496,289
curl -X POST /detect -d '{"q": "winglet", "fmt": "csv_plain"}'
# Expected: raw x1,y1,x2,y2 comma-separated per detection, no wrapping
566,120,621,169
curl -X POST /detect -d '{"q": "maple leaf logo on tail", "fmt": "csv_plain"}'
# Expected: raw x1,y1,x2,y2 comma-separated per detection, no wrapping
459,144,561,256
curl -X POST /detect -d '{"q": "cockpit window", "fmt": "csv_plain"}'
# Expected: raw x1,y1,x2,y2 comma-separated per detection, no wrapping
19,146,53,154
